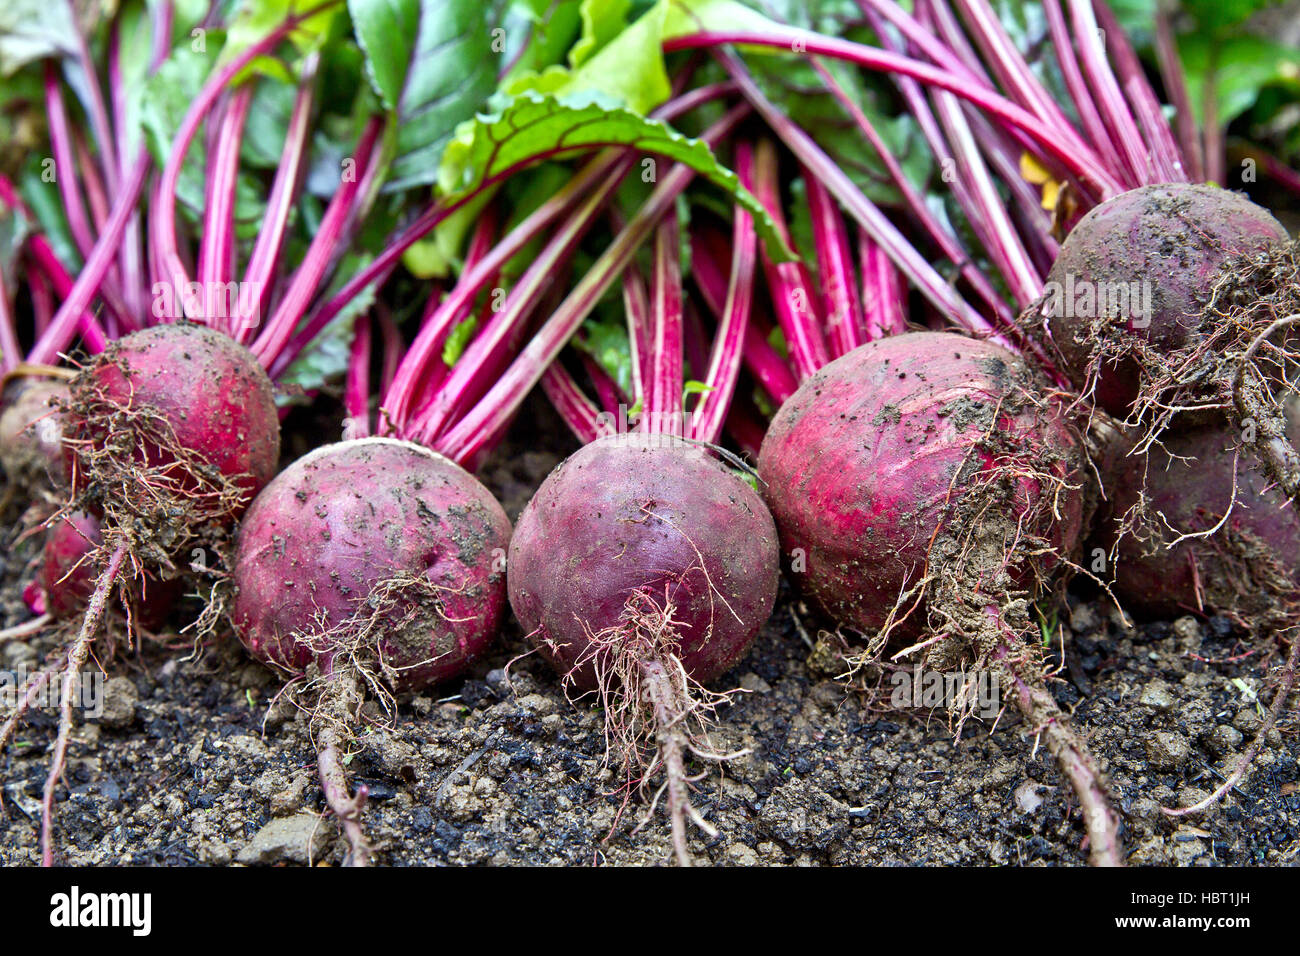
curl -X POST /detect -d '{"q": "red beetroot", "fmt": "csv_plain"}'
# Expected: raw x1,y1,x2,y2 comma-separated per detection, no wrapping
510,434,778,687
1104,423,1300,620
231,437,511,690
41,512,178,628
758,331,1084,638
16,322,279,868
229,436,511,867
66,322,280,517
757,332,1127,866
509,433,779,865
1036,183,1288,418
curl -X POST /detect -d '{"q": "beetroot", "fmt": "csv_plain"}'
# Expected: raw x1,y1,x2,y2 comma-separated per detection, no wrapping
1104,424,1300,621
1100,420,1300,818
66,322,280,522
40,512,179,629
0,378,68,491
509,434,779,864
758,332,1127,866
510,435,777,686
759,332,1084,638
231,437,511,690
12,321,280,867
1037,184,1288,419
229,437,510,865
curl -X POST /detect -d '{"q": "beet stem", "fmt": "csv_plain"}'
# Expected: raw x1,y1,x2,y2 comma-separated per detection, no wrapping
40,541,128,868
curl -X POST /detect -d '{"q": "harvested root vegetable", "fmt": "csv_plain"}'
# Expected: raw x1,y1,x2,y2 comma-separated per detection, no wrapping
18,322,279,865
0,377,69,493
230,437,511,865
509,434,779,865
1105,423,1300,620
231,437,510,688
40,512,178,628
65,323,280,527
1036,184,1287,418
1028,184,1300,512
1101,421,1299,816
758,331,1124,866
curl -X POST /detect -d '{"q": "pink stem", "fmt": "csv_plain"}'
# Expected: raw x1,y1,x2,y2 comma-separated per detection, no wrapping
436,105,751,468
810,58,1013,325
395,208,500,429
1042,0,1128,185
27,151,150,365
721,54,1006,347
693,227,797,405
153,2,341,323
749,139,829,379
804,169,865,357
1153,3,1204,181
0,270,20,373
343,313,372,439
646,211,685,433
199,84,256,323
250,117,383,368
858,229,907,340
541,362,603,444
64,0,119,196
578,349,624,416
1090,0,1187,183
929,87,1043,307
623,265,652,403
690,152,758,443
950,0,1088,149
44,65,97,267
1067,0,1152,185
239,53,320,343
408,161,630,445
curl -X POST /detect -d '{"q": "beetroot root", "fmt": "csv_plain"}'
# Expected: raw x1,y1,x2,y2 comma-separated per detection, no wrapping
41,512,178,628
26,321,279,866
1105,423,1300,620
758,332,1124,865
1035,183,1288,419
231,437,512,864
232,437,511,688
509,434,779,864
66,322,280,533
0,378,69,493
758,331,1084,641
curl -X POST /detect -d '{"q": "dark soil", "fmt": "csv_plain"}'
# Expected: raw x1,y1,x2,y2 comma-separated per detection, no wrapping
1,396,1297,866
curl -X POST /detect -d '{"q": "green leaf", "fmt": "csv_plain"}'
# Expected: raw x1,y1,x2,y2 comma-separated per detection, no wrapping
504,0,670,116
0,0,77,75
140,41,268,235
569,0,632,69
221,0,341,82
500,0,584,81
1180,0,1282,34
441,314,478,366
19,156,79,271
438,89,794,259
348,0,499,192
1179,33,1300,128
576,317,634,397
